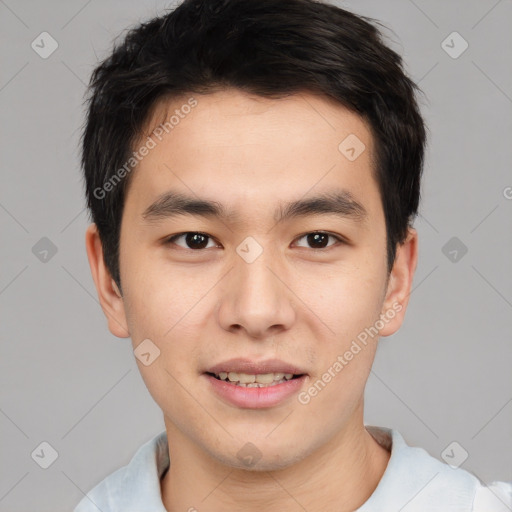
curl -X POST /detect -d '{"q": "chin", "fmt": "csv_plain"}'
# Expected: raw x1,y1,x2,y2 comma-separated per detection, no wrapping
230,451,306,472
208,437,312,473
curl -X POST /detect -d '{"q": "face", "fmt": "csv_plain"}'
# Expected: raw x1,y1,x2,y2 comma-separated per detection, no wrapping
87,89,417,470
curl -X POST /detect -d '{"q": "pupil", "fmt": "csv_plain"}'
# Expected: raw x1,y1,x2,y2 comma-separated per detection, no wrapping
186,233,208,249
307,233,328,248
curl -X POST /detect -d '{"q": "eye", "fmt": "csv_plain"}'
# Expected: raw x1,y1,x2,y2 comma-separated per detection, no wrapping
164,231,344,251
165,232,219,250
294,231,344,250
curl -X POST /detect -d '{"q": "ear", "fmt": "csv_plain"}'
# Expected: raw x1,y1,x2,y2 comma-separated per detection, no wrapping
378,227,418,337
85,223,130,338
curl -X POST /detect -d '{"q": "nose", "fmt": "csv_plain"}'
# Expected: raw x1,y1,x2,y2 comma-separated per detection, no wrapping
216,247,296,339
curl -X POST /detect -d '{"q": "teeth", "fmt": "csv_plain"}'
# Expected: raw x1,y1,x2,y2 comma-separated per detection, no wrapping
254,373,274,384
239,380,285,388
214,372,297,386
237,373,256,384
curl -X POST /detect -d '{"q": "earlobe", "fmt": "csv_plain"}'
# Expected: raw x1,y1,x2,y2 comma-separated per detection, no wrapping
85,223,131,338
378,227,418,337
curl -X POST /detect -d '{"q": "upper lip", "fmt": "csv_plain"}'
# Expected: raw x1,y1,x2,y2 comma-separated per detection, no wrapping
206,358,308,376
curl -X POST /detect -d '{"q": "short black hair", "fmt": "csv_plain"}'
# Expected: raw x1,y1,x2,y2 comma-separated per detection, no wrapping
81,0,426,293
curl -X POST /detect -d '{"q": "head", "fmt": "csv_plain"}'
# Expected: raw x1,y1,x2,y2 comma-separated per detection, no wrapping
83,0,424,470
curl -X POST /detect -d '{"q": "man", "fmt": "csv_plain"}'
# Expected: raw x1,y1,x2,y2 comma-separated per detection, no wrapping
76,0,511,510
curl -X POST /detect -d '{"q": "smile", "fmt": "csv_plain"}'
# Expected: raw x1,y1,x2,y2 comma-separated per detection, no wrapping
208,371,300,387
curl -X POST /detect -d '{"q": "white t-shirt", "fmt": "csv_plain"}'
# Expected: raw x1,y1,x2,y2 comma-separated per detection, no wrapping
73,425,512,511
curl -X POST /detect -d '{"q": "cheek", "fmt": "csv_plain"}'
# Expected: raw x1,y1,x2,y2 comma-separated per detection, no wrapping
297,256,386,342
120,256,207,378
121,250,208,341
297,275,383,419
136,356,211,448
293,255,386,410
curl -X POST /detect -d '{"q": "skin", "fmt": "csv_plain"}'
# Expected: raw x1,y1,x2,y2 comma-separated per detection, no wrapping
85,89,418,512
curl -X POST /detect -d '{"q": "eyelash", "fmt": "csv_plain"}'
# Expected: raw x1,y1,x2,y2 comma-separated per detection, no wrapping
164,231,346,251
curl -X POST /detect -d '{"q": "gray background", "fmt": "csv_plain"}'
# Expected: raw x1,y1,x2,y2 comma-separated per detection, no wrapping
1,0,511,510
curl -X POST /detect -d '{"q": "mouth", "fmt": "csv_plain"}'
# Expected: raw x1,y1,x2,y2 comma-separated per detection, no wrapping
203,358,308,408
206,371,303,388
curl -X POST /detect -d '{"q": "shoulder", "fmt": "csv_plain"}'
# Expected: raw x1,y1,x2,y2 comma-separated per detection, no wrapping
472,480,512,512
73,465,128,512
361,426,511,511
73,430,169,512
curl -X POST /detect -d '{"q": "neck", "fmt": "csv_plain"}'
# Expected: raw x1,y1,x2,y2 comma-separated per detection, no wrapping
161,405,390,512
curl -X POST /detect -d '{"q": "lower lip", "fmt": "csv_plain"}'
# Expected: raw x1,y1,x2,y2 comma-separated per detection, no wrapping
204,374,307,409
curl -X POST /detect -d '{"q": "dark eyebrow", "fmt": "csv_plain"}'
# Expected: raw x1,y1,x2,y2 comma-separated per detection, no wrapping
141,190,368,225
141,192,231,222
276,190,367,224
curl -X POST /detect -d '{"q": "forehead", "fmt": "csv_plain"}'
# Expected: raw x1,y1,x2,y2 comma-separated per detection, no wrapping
126,89,380,224
142,88,373,149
